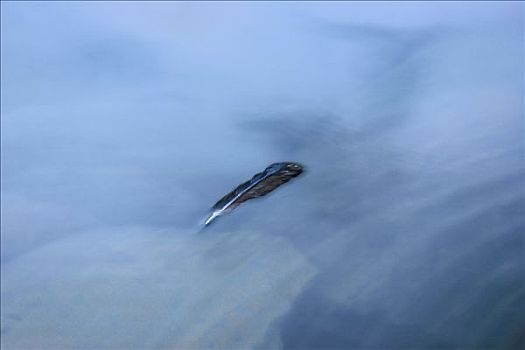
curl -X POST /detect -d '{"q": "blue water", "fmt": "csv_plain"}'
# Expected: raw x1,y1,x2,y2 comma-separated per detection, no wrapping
1,2,524,349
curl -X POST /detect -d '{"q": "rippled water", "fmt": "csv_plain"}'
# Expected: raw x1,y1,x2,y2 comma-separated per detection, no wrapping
1,2,524,349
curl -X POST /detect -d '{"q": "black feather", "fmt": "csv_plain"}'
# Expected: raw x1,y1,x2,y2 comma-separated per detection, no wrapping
203,162,304,226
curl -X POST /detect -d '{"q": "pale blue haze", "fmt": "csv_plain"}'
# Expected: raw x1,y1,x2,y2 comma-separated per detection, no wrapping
1,2,524,349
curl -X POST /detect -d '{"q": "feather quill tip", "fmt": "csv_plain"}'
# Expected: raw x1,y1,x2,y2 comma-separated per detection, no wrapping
203,210,221,227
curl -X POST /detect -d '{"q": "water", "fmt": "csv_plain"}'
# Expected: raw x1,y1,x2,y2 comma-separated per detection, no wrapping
1,2,524,349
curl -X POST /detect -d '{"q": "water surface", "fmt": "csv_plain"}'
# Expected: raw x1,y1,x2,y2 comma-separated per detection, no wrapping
1,2,524,349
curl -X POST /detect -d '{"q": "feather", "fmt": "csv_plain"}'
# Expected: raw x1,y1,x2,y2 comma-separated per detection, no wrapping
203,162,304,226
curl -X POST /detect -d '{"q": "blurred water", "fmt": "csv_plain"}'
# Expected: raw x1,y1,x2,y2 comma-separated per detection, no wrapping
1,2,524,349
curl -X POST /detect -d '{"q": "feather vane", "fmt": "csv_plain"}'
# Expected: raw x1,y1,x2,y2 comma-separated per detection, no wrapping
203,162,304,226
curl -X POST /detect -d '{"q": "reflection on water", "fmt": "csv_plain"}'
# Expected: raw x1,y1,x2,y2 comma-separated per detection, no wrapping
1,2,524,349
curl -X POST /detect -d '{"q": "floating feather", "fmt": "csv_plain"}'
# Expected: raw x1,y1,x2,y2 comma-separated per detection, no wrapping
203,162,304,226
